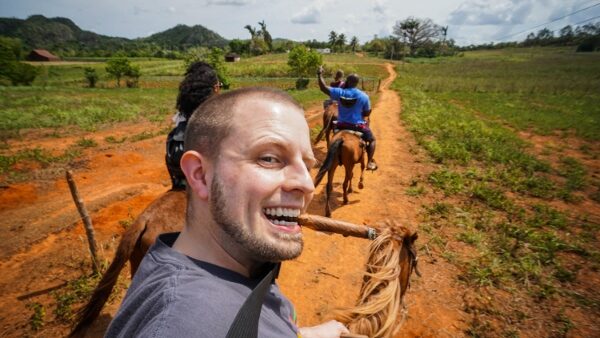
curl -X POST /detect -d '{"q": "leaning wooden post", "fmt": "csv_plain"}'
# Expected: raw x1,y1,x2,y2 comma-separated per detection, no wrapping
66,170,100,274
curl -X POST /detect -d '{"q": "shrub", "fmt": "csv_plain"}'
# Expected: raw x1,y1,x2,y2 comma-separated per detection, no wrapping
287,45,322,87
83,67,98,88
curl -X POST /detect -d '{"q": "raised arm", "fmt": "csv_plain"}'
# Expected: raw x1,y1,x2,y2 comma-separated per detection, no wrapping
317,65,330,96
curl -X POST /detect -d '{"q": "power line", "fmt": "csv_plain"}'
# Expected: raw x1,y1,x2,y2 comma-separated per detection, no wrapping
497,2,600,41
574,14,600,25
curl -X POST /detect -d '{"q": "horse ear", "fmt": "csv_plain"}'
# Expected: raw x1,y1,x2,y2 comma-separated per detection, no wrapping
410,231,418,242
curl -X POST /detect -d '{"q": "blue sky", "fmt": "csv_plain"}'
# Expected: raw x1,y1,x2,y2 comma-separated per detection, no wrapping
1,0,598,46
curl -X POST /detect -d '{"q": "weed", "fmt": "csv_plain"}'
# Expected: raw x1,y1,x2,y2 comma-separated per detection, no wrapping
471,184,513,211
426,202,451,217
76,137,98,148
457,229,484,246
559,156,586,191
27,302,45,331
406,185,426,196
52,273,101,323
554,310,574,337
130,130,157,142
465,316,494,338
527,204,567,229
428,169,465,195
105,135,127,144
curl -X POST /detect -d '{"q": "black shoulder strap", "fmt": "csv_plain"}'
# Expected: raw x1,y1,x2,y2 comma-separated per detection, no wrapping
225,263,281,338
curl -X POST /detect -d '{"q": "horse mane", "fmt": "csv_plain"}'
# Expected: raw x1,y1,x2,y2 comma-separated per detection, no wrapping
336,224,419,338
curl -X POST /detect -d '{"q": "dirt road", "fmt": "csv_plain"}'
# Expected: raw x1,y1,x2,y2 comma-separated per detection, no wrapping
0,63,468,337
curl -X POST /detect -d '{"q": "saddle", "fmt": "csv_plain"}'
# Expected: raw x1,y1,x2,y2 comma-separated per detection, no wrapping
332,121,364,138
332,122,367,151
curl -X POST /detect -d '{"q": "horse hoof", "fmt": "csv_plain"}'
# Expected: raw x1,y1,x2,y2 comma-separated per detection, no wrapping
343,199,349,205
358,182,364,189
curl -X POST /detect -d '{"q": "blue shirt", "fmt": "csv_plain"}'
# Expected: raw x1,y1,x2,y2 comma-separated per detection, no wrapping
329,87,371,124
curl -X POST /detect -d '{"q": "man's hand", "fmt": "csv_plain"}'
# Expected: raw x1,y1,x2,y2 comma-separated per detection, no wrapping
317,65,324,76
299,320,349,338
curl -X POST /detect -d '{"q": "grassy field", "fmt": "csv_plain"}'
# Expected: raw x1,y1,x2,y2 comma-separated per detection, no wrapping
1,54,385,136
0,54,387,182
395,47,600,336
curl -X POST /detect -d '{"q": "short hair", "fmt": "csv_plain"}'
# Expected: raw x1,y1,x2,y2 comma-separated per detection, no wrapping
334,70,344,80
184,87,303,160
176,61,219,119
345,74,360,88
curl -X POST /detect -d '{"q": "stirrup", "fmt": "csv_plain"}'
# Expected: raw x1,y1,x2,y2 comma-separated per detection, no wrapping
367,161,378,171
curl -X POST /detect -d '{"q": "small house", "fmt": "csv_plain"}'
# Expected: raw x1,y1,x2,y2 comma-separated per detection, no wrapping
26,49,60,62
225,53,240,62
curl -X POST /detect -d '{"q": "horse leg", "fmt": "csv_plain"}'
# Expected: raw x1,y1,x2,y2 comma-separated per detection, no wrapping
343,165,353,204
325,167,336,217
358,155,365,189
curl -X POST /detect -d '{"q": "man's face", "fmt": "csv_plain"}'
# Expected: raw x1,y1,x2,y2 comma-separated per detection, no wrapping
209,96,316,262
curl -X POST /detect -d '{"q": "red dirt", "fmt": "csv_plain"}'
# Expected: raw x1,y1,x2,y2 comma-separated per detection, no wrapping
0,64,466,337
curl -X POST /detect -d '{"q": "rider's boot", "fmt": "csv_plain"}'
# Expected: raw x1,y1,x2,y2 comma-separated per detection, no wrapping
366,140,377,171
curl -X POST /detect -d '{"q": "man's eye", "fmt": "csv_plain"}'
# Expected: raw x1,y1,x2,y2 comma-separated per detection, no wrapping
259,156,280,164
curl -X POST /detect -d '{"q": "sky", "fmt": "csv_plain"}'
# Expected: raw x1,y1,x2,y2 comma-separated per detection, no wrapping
1,0,599,46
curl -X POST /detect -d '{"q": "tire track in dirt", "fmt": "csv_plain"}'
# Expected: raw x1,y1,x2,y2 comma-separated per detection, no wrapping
280,63,468,337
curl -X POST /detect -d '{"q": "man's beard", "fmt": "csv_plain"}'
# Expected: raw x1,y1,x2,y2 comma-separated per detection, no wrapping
209,175,303,262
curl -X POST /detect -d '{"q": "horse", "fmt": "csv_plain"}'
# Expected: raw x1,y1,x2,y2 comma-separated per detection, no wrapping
313,102,338,147
70,189,186,337
314,129,366,217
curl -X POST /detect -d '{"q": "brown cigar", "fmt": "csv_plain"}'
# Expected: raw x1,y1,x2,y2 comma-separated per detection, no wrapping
298,214,378,240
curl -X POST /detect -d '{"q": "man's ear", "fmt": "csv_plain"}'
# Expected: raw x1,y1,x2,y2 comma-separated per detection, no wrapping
180,151,210,200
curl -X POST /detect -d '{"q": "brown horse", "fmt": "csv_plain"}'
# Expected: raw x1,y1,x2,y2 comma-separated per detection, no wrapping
313,102,338,147
70,189,186,337
314,130,366,217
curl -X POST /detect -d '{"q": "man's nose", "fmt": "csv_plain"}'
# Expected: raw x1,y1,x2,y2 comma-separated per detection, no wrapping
284,161,315,195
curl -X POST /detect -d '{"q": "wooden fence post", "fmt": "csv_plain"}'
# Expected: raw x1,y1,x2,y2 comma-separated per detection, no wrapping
66,170,100,274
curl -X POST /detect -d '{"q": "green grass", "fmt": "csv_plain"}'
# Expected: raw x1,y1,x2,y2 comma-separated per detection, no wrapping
396,47,600,336
399,48,600,141
0,87,174,132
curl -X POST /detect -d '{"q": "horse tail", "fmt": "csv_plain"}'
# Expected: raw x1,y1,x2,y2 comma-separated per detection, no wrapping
69,216,148,337
314,110,335,145
314,138,343,187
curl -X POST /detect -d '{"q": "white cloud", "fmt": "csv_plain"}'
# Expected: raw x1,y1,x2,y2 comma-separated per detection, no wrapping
168,6,176,13
206,0,252,6
449,0,534,25
291,6,321,24
373,0,387,16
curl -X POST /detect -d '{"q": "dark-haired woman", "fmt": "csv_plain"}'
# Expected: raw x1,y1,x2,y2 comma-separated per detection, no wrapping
166,62,221,190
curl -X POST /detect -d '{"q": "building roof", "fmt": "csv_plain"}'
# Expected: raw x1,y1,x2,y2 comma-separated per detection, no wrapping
31,49,60,59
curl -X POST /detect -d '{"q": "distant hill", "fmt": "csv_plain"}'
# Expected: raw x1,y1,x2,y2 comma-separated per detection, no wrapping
0,15,130,52
143,24,228,49
0,15,229,56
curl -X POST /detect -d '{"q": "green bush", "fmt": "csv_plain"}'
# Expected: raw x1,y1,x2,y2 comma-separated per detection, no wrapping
295,77,309,90
0,61,39,86
83,67,98,88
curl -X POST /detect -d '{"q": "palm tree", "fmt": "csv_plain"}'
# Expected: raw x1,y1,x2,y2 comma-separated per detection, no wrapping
258,20,272,51
337,33,347,52
244,25,256,39
328,31,337,51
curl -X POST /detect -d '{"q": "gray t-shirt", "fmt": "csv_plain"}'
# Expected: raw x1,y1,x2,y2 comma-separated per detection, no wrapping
105,233,298,338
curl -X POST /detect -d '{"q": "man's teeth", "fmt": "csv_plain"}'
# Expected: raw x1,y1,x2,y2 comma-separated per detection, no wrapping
264,208,301,217
271,219,298,226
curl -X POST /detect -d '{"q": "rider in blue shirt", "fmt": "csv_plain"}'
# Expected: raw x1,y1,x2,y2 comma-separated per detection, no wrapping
317,66,377,170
